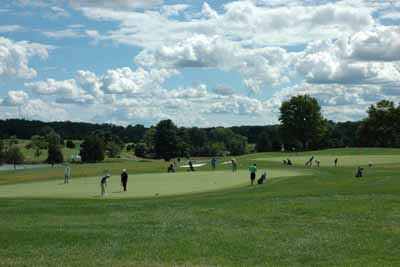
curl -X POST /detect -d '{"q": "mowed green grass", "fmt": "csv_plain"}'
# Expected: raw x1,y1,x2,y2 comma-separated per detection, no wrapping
0,148,400,266
256,155,400,167
0,169,306,199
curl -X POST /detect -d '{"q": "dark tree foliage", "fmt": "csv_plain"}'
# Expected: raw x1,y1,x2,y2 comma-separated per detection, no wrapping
357,100,400,147
279,95,327,150
66,140,76,149
154,120,178,161
134,143,147,158
47,144,64,166
80,135,105,163
0,139,5,164
256,131,272,152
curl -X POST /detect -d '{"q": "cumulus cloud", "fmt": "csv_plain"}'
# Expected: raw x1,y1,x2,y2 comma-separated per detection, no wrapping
296,29,400,84
349,26,400,61
20,99,69,121
100,67,177,94
136,34,291,92
1,90,29,106
0,37,52,80
25,78,96,104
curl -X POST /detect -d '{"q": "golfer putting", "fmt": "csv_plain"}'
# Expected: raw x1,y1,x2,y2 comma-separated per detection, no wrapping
100,173,111,197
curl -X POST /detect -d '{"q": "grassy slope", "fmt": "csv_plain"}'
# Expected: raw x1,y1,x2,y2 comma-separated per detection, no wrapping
0,148,399,266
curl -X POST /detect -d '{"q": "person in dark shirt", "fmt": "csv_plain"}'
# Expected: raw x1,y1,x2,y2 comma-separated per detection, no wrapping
101,174,110,197
121,169,128,192
189,160,195,171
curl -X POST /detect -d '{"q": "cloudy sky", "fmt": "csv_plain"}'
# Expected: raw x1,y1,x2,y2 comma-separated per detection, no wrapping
0,0,399,127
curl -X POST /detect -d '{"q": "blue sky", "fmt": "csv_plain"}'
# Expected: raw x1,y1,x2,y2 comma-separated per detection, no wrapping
0,0,399,127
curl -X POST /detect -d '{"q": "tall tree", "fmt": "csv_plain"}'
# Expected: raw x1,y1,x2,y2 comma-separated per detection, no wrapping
80,135,105,163
357,100,399,147
154,120,178,161
6,146,24,169
279,95,327,150
47,144,64,167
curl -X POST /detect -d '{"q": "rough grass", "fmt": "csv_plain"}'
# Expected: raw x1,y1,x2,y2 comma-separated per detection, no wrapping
0,148,400,266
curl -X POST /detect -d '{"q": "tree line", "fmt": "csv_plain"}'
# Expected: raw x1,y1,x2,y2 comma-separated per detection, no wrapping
0,97,399,164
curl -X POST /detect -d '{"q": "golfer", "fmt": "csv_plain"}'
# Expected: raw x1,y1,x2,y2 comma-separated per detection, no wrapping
64,165,71,184
249,163,257,185
334,158,338,167
121,169,128,192
231,158,237,172
101,173,110,197
211,157,217,170
189,160,195,172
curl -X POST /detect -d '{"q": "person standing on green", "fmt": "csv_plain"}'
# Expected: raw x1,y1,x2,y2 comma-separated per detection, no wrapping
249,163,257,185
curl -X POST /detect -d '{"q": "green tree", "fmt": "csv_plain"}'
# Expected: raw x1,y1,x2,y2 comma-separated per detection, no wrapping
80,135,105,163
134,143,147,158
31,135,47,158
357,100,399,147
6,146,24,169
226,135,248,155
256,131,272,152
279,95,327,150
0,139,5,164
154,120,178,161
47,144,64,167
107,141,122,158
144,127,156,153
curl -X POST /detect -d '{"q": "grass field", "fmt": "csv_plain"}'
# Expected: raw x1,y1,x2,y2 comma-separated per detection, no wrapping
0,148,400,266
256,155,400,166
0,169,307,199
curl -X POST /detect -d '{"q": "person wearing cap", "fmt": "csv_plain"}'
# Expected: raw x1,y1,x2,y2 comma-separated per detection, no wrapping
101,173,110,197
121,169,128,192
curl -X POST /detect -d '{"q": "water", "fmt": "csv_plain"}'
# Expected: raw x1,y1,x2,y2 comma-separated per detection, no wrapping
0,164,62,171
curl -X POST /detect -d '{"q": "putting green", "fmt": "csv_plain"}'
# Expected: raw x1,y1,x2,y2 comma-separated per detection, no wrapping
256,155,400,167
0,169,305,199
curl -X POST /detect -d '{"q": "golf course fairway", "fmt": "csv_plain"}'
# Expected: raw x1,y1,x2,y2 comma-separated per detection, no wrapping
0,169,306,199
255,155,400,166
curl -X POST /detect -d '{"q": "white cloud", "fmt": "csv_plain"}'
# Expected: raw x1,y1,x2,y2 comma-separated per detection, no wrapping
296,30,400,84
1,90,29,106
136,34,292,92
25,78,96,104
19,99,69,121
42,28,82,39
0,25,24,32
349,26,400,61
100,67,177,94
161,4,189,17
0,37,52,79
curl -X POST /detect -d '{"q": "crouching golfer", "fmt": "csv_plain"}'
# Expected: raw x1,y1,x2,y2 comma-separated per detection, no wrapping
101,173,110,197
121,169,128,191
249,163,257,185
64,165,71,184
